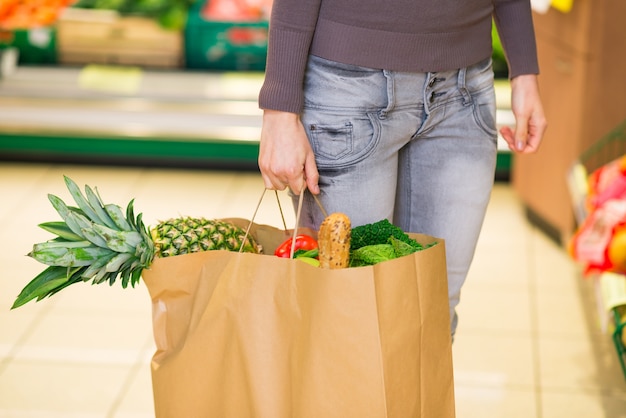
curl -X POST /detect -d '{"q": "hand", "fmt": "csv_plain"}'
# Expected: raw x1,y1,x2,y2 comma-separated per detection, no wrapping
499,74,547,154
258,110,320,195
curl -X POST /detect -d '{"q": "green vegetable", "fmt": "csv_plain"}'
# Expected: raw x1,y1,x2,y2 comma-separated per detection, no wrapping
349,235,436,267
350,244,396,267
350,219,421,250
296,256,320,267
71,0,197,30
388,236,422,257
294,248,319,259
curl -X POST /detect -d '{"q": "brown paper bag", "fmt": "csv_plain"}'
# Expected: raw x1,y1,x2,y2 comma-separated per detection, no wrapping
142,219,455,418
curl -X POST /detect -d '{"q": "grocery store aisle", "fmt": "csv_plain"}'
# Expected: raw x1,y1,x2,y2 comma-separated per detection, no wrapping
0,162,625,418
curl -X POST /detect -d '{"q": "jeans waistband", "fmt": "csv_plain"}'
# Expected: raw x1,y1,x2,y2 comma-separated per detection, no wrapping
304,55,492,113
378,57,491,116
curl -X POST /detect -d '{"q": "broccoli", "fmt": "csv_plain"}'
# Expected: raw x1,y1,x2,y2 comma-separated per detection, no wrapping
350,219,423,251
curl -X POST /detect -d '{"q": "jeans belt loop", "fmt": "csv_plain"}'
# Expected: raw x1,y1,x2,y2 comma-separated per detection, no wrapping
379,69,395,119
457,66,471,106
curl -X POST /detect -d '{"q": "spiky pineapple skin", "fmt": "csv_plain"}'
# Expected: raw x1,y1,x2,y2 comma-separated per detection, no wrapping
150,217,259,258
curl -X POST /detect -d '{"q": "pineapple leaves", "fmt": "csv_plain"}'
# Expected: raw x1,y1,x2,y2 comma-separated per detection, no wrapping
30,241,112,267
90,224,143,253
104,203,133,232
84,184,119,230
38,221,83,241
64,175,117,230
11,266,82,309
48,194,86,239
13,176,152,308
81,252,118,279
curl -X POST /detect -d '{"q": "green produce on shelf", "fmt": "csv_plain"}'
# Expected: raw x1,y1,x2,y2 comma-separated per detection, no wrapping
71,0,198,30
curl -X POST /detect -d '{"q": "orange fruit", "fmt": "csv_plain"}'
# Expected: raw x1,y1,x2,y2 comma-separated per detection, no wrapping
608,228,626,272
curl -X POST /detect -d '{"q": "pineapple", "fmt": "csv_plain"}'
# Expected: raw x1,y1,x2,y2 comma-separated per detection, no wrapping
12,176,259,309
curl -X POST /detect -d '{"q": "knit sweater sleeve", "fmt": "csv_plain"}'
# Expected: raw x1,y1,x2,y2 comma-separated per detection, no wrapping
493,0,539,78
258,0,322,113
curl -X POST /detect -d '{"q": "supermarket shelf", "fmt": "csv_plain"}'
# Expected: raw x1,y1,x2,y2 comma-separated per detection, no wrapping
0,65,514,174
0,65,264,168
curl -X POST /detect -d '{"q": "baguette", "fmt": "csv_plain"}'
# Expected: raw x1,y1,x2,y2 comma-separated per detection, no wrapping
318,213,351,269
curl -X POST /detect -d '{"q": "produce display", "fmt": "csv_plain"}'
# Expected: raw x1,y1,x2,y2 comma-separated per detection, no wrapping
201,0,272,21
569,155,626,275
70,0,198,29
0,0,73,29
12,176,434,309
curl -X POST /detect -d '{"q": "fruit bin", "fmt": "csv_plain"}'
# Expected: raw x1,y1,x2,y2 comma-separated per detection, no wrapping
567,119,626,381
56,8,184,68
184,0,269,71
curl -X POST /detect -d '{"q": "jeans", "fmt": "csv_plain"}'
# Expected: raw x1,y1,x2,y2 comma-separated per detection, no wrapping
297,55,498,336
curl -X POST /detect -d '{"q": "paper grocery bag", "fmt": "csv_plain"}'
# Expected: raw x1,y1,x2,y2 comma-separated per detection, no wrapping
142,219,455,418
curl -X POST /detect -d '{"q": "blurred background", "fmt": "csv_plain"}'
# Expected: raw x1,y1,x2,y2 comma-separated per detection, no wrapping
1,0,626,417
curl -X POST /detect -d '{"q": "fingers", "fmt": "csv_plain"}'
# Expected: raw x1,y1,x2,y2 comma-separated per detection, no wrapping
513,114,530,152
261,171,319,196
259,165,305,193
507,74,547,154
499,126,516,151
304,152,320,195
260,172,288,192
500,115,547,154
258,110,320,195
259,158,317,195
500,105,547,154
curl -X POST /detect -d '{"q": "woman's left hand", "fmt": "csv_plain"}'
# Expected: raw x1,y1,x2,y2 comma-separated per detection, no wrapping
499,74,547,154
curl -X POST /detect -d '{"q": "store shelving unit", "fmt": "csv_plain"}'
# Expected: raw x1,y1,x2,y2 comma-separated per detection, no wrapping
567,120,626,381
0,65,514,175
0,65,263,169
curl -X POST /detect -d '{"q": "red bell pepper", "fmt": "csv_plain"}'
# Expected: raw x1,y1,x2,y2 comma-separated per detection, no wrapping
274,235,318,258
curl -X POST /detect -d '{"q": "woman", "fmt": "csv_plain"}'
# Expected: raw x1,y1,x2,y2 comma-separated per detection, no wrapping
257,0,547,336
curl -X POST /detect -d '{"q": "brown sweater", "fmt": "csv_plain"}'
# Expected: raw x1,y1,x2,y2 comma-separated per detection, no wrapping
259,0,538,114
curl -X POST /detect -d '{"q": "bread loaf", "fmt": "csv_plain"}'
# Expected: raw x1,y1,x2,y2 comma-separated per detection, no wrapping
318,213,351,269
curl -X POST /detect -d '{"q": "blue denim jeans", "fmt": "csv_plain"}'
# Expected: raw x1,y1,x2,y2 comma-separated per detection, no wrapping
296,55,498,336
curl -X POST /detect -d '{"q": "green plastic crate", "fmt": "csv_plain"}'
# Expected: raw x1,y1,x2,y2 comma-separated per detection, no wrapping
0,28,57,65
184,2,268,71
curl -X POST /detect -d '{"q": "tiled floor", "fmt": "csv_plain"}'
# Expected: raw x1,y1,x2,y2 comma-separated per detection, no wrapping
0,162,625,418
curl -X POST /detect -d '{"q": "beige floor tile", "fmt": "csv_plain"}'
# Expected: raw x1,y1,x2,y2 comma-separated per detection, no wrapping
0,163,51,220
538,336,626,392
50,279,152,316
454,384,538,418
112,360,155,418
465,250,531,291
12,309,152,366
534,281,594,338
0,360,130,417
466,186,533,290
452,333,536,387
480,185,530,239
541,389,626,418
530,228,581,290
0,309,48,362
456,285,532,334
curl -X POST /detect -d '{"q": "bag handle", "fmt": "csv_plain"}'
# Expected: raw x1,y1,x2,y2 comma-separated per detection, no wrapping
241,187,327,258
